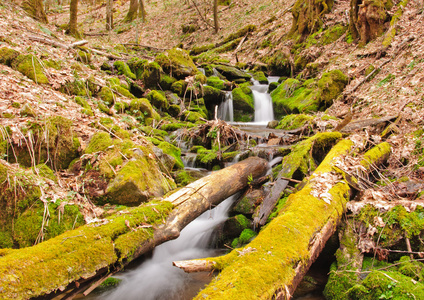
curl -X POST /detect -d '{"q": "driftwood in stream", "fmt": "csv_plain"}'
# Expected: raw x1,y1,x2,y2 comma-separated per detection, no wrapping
174,141,391,300
0,157,267,300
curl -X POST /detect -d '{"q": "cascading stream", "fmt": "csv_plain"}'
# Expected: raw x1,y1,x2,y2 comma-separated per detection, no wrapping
89,195,237,300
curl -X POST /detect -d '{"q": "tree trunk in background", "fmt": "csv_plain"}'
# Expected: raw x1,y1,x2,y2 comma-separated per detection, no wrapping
213,0,218,33
68,0,80,38
139,0,147,22
124,0,139,22
22,0,48,23
106,0,113,30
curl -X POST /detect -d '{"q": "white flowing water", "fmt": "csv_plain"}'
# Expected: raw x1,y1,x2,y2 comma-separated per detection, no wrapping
217,91,234,122
251,82,274,124
92,195,236,300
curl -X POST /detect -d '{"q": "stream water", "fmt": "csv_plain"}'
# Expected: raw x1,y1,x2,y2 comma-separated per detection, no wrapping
87,196,236,300
85,75,328,299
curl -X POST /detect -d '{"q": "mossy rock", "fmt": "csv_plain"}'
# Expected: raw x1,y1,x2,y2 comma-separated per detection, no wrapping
147,90,169,110
141,62,162,88
201,85,226,113
253,71,268,84
271,70,348,118
74,96,94,115
19,104,36,118
106,153,176,205
0,161,41,248
233,189,265,215
75,50,92,64
32,163,57,182
159,74,177,90
10,117,80,170
113,61,136,80
129,98,160,121
127,57,148,80
348,270,424,299
206,76,228,90
157,141,184,170
265,51,292,77
214,64,252,81
195,148,220,169
232,87,254,122
171,80,188,96
168,104,181,117
220,215,252,244
268,81,279,93
155,48,198,79
12,54,49,84
182,110,205,124
276,114,314,130
174,169,206,187
13,201,84,248
85,132,113,154
0,47,20,66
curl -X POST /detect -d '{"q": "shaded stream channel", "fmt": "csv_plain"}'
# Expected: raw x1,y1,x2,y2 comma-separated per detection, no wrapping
82,75,327,299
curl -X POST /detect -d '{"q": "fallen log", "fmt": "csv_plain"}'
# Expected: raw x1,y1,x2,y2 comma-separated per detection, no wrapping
0,157,268,299
174,141,391,300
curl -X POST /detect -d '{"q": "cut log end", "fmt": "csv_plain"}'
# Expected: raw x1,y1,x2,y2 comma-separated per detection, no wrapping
173,259,216,273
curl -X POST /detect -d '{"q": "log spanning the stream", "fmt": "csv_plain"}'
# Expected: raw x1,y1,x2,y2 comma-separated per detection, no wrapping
0,157,268,300
174,141,391,300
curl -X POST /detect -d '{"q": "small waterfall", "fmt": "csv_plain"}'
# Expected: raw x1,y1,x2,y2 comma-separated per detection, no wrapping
250,81,274,124
95,195,236,300
182,153,197,168
217,91,234,122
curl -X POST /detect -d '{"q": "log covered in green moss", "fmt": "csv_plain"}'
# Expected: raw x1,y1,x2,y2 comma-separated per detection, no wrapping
174,140,391,299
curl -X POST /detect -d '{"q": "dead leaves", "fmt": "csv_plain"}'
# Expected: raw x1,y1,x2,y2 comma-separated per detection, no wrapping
309,171,342,204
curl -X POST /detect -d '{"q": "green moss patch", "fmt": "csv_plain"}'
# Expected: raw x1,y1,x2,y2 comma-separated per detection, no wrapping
271,70,348,118
155,48,198,79
113,61,136,80
12,54,49,84
276,114,314,130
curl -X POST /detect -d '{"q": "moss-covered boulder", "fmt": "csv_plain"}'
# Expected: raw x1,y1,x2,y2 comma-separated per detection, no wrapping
141,62,162,88
171,79,188,96
271,70,348,118
0,161,84,249
127,57,148,80
12,54,49,84
253,71,268,84
232,87,254,122
214,64,252,81
155,48,198,79
106,152,175,205
182,110,205,124
276,114,314,130
113,61,136,80
147,90,169,111
157,141,184,170
129,98,160,121
200,85,226,112
10,117,80,170
160,74,177,90
0,47,20,66
233,189,265,215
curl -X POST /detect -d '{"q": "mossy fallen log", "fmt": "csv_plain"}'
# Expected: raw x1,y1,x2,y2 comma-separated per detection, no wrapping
174,141,391,299
0,157,267,299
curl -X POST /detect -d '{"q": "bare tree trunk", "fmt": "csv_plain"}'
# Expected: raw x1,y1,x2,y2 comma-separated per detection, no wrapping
106,0,113,30
139,0,147,22
124,0,139,22
213,0,219,33
68,0,80,38
22,0,48,23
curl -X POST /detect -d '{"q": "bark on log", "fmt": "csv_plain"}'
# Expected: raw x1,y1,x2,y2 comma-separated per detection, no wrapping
185,141,391,300
253,178,289,227
0,157,268,299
